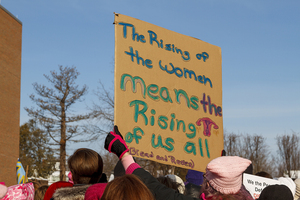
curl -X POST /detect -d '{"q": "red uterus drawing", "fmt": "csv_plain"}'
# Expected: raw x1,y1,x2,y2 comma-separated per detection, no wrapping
196,117,219,137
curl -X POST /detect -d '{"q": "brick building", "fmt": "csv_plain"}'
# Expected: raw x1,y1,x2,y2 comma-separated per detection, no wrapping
0,5,22,186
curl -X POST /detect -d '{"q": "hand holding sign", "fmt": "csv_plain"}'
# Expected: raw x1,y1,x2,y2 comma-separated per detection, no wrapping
104,125,129,159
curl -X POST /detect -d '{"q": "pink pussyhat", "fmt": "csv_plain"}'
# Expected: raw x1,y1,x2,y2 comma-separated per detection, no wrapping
206,156,251,194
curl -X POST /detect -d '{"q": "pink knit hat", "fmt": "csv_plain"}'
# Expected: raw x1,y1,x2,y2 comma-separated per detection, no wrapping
206,156,251,194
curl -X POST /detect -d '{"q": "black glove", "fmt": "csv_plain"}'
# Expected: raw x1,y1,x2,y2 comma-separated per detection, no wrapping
104,125,129,159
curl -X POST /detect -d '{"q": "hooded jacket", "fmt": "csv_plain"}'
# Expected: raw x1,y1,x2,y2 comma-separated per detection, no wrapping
52,185,90,200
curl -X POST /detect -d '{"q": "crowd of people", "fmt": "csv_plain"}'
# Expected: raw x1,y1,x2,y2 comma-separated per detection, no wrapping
1,125,299,200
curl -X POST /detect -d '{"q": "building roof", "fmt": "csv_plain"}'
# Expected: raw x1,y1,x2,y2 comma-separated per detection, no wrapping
0,4,22,25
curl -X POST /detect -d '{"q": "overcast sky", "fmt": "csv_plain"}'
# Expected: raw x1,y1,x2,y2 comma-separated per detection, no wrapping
2,0,300,156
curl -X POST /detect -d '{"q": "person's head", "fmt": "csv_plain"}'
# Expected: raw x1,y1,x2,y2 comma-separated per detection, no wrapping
243,163,253,175
278,177,296,197
101,174,154,200
184,182,202,198
185,170,204,186
165,174,185,194
156,176,180,193
258,184,293,200
201,156,252,200
201,180,249,200
1,183,35,200
255,171,272,179
34,185,48,200
68,148,103,184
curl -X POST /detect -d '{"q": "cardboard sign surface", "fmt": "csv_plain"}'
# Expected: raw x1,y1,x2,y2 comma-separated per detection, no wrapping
114,13,223,172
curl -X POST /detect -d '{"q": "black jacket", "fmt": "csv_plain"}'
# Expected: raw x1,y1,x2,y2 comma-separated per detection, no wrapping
133,168,201,200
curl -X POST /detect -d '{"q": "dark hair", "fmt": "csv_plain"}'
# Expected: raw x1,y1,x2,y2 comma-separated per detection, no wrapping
98,173,108,183
34,185,49,200
255,171,272,179
68,148,103,184
156,176,180,193
184,182,201,198
258,184,293,200
101,174,154,200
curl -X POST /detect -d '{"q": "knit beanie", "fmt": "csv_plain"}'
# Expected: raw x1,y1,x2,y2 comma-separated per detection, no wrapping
185,170,203,186
258,184,293,200
206,156,251,194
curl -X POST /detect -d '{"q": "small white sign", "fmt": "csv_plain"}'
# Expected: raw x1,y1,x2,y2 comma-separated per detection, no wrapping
243,173,280,199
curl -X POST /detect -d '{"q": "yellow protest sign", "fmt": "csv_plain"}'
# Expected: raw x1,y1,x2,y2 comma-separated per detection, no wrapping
114,13,223,172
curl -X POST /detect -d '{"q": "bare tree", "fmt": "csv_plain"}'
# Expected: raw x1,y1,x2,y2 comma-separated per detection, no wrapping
25,66,94,181
241,134,274,174
223,131,242,156
84,81,115,138
224,132,274,175
100,151,119,179
276,132,300,178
